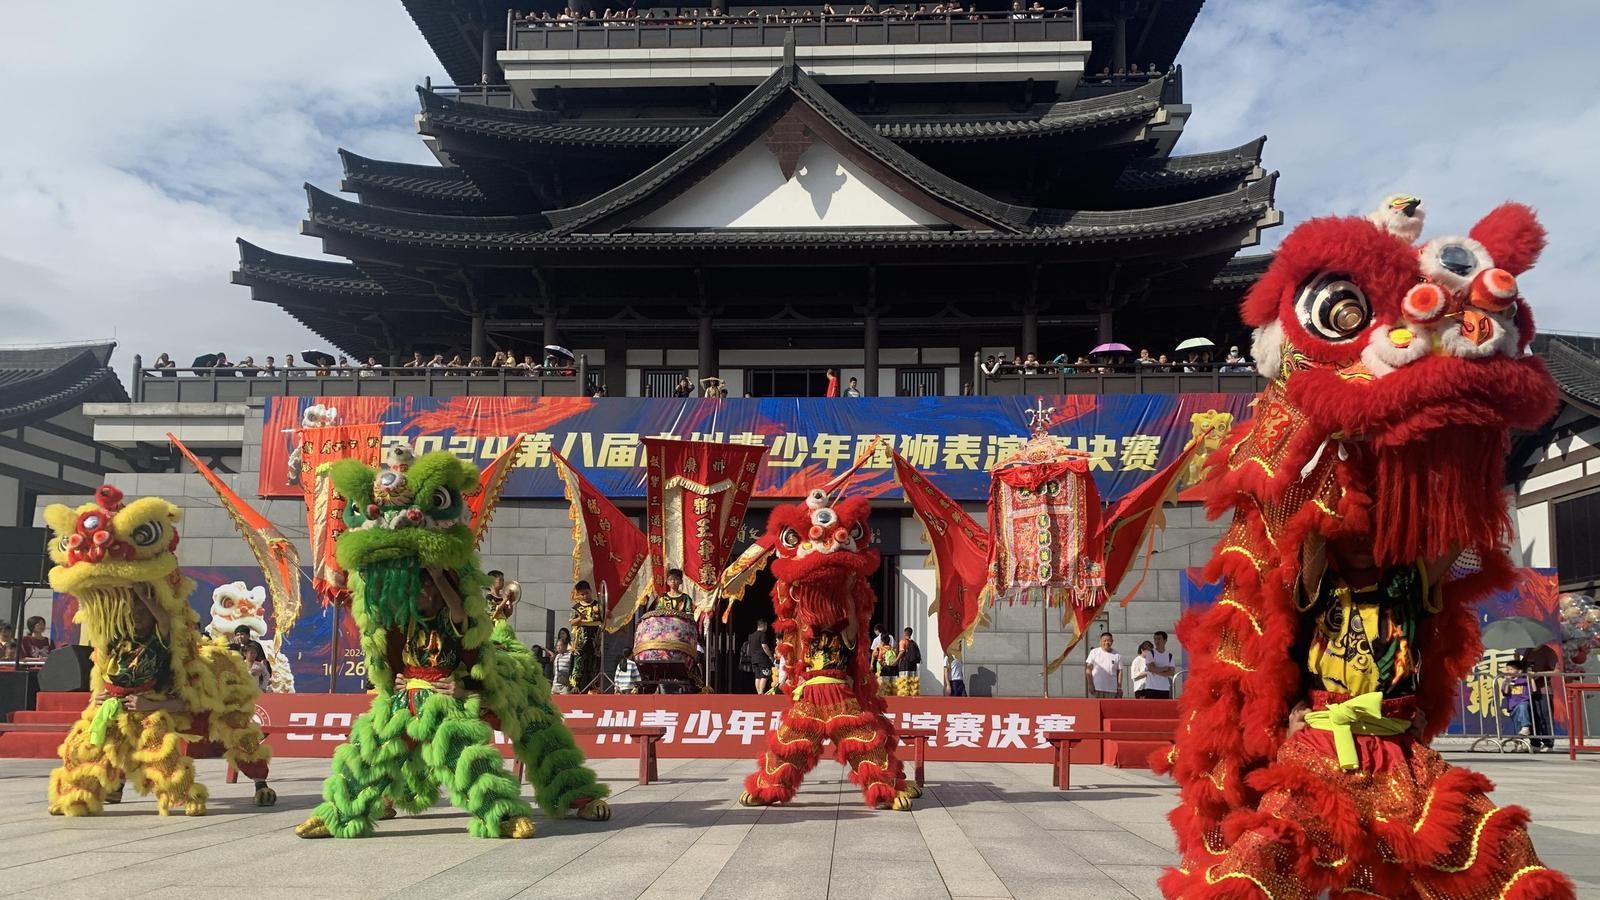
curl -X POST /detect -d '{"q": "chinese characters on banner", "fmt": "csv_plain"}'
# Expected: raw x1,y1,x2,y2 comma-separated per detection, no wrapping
296,424,384,606
257,395,1256,502
643,437,766,594
252,693,1105,763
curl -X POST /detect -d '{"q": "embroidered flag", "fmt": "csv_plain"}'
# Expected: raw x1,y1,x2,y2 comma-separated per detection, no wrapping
296,423,383,607
552,449,651,632
642,437,766,597
892,450,990,655
466,434,527,548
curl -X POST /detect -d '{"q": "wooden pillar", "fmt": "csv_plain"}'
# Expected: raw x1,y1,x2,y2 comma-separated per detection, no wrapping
470,313,487,361
1022,305,1040,358
1098,309,1114,343
1113,14,1128,71
863,310,880,397
697,309,716,384
542,305,558,349
480,27,494,85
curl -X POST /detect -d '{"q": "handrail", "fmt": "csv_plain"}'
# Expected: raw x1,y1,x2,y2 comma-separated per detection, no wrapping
130,357,589,403
508,8,1081,50
971,351,1264,396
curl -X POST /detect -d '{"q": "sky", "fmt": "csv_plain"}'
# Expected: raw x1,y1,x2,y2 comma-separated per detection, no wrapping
0,0,1594,368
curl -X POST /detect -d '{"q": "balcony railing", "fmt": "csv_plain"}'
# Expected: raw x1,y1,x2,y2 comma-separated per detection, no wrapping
506,7,1081,51
131,360,587,403
423,79,519,109
975,356,1264,397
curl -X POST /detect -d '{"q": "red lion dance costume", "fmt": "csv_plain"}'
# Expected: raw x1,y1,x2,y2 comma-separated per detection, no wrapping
1158,197,1576,899
738,489,918,810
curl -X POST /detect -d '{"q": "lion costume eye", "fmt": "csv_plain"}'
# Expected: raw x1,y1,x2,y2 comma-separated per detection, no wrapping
1419,236,1493,293
849,522,866,543
1296,273,1371,342
780,527,801,548
130,521,163,547
429,486,454,510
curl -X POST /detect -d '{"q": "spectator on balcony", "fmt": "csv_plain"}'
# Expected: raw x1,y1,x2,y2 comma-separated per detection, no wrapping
425,353,446,369
1146,63,1160,76
258,356,275,377
1028,1,1045,18
591,385,608,398
360,356,378,377
336,356,351,375
236,356,260,377
981,354,999,376
1136,348,1156,367
517,353,537,374
402,351,423,368
1155,353,1173,372
1021,352,1040,374
844,377,862,397
465,355,483,374
490,351,506,370
286,353,306,376
1222,346,1249,372
152,353,177,377
825,368,840,397
860,2,875,15
1009,0,1025,19
672,375,693,397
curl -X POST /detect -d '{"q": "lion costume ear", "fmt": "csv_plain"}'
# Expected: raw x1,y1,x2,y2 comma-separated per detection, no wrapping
43,503,76,538
329,458,376,506
1469,202,1545,276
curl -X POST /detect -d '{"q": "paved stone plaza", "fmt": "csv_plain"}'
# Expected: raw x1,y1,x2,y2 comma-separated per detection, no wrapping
1,753,1596,899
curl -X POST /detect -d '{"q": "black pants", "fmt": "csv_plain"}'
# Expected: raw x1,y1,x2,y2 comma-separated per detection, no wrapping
1135,688,1171,699
948,679,966,696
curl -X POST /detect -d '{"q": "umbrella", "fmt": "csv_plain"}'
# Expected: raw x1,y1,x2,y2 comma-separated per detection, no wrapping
302,350,337,368
191,354,220,368
544,344,574,360
1089,342,1131,355
1175,337,1215,351
1479,616,1556,651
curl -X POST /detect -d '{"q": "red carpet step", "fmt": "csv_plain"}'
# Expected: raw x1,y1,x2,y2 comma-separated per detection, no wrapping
9,710,79,725
0,732,62,759
36,692,91,712
1097,699,1179,769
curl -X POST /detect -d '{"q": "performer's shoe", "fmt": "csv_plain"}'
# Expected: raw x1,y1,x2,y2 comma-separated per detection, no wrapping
380,798,397,820
295,816,332,838
501,815,537,838
738,791,774,807
890,791,914,811
253,782,277,807
105,783,125,804
575,798,611,821
903,782,923,799
183,796,207,817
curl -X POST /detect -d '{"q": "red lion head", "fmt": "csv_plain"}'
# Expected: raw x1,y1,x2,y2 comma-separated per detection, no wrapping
1233,201,1558,568
765,489,880,625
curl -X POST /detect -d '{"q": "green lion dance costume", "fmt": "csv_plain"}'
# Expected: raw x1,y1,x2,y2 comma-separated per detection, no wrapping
296,445,609,839
45,485,275,816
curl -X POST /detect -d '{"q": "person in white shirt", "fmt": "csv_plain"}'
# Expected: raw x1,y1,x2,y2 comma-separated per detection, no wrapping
1139,630,1176,699
1084,632,1122,698
944,654,966,696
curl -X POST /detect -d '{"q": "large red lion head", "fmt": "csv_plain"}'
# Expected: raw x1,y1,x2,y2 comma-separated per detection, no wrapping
766,489,880,587
1238,201,1558,567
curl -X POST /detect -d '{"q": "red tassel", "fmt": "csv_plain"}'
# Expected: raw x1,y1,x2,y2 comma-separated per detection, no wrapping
1370,425,1509,567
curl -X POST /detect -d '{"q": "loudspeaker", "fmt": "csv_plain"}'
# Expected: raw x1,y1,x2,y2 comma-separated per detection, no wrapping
0,526,48,585
38,645,94,693
0,670,38,721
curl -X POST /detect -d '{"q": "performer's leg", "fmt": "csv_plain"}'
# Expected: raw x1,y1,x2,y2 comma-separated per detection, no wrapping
297,710,402,838
418,695,536,838
741,704,824,806
511,694,610,821
130,712,207,816
210,707,275,806
48,714,119,817
831,705,911,810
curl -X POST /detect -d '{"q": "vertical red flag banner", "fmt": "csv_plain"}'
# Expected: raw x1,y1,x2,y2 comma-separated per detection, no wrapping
296,424,384,607
552,450,652,631
891,451,991,655
465,434,527,548
1099,435,1207,607
642,438,766,598
169,434,303,636
985,434,1105,610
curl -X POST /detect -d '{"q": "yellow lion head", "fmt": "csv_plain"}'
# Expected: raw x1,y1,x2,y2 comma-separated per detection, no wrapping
43,485,194,646
1180,410,1236,488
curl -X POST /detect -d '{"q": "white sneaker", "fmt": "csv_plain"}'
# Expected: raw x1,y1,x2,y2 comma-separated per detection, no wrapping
1518,727,1531,736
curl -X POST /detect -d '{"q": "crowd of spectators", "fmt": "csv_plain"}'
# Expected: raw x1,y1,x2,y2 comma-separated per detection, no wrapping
146,350,578,378
514,0,1082,26
981,343,1253,377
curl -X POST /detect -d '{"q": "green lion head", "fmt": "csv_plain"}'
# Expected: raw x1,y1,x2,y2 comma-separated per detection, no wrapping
332,446,479,629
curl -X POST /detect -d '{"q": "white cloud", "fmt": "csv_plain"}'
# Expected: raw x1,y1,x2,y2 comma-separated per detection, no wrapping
0,0,442,366
1178,0,1599,335
2,0,1593,372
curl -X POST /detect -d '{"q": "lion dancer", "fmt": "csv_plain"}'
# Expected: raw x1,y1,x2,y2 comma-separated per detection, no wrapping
46,486,274,817
739,491,917,810
1158,199,1573,898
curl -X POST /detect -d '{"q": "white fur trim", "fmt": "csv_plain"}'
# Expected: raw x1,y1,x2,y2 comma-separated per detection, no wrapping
1437,310,1520,359
1252,321,1283,378
1362,322,1429,374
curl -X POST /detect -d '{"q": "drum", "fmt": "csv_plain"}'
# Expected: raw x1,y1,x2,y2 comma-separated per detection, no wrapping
632,609,698,680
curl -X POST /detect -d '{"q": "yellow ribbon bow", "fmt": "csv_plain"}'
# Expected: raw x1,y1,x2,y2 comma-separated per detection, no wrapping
1303,691,1411,771
793,675,846,701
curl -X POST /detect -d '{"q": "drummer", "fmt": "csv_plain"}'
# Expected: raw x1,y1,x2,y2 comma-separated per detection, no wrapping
649,568,693,615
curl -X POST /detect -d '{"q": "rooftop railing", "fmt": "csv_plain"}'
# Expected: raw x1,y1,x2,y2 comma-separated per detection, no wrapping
506,6,1081,51
973,354,1264,397
130,358,588,403
424,80,519,109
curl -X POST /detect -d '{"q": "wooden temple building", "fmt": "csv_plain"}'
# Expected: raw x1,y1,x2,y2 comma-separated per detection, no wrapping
232,0,1279,398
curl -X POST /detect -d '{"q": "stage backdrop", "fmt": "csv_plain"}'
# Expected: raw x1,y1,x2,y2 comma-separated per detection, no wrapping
250,693,1105,764
1180,566,1567,737
53,566,365,694
259,395,1254,502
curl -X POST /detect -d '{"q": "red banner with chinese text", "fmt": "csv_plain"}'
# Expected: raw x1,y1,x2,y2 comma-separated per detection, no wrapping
298,424,383,606
892,451,991,655
643,438,766,596
249,693,1106,764
552,449,651,630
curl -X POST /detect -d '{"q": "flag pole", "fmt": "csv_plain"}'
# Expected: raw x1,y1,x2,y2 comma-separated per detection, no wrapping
1041,598,1050,698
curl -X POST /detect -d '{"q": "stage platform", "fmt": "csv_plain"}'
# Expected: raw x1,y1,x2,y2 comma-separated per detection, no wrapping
1,754,1597,899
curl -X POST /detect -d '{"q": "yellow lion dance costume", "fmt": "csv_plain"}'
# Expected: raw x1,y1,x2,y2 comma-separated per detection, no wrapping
44,485,275,816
